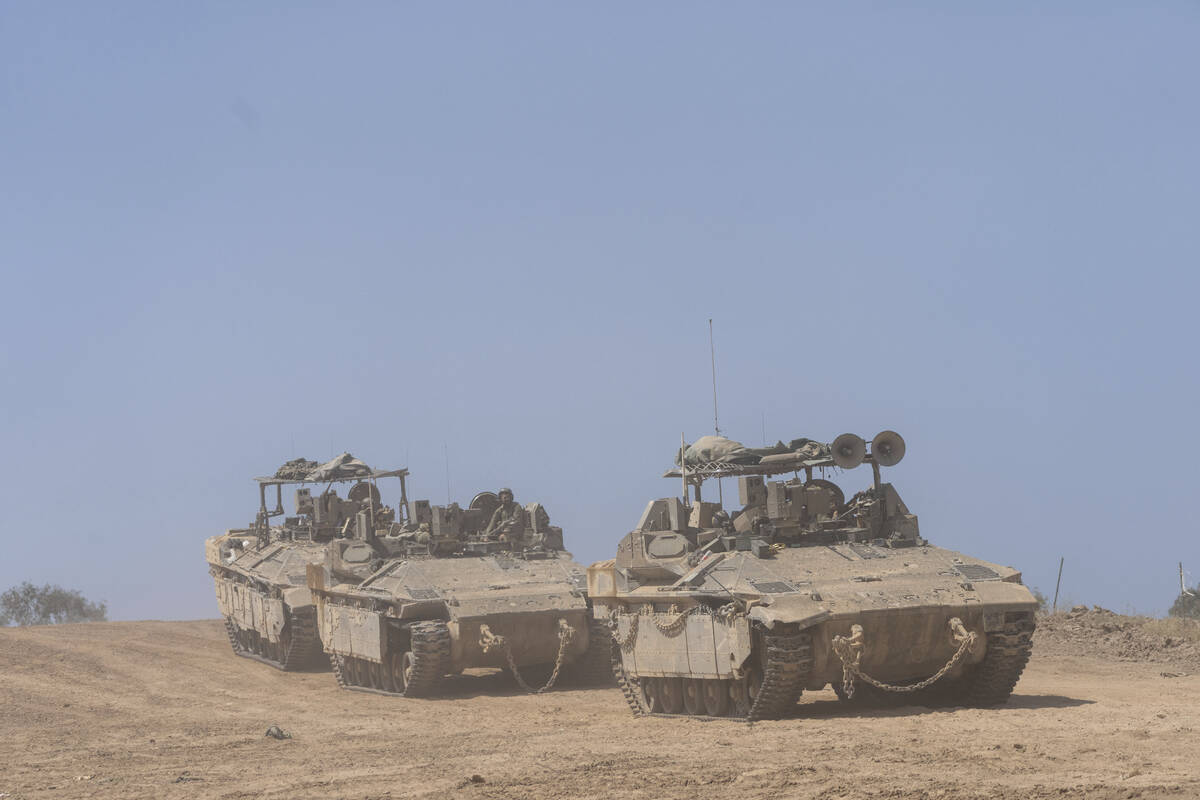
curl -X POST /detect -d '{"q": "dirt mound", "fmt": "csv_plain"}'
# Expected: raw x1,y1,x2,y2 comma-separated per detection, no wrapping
1035,605,1200,671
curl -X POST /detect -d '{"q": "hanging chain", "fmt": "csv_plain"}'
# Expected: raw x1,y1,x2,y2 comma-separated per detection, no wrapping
832,617,977,698
649,604,706,634
608,603,718,647
609,609,640,649
480,619,575,694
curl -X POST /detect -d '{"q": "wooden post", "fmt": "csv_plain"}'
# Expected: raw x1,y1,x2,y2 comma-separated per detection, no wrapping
1052,556,1065,613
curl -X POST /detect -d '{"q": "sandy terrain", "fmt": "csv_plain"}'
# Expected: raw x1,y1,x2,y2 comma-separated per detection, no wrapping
1,618,1198,800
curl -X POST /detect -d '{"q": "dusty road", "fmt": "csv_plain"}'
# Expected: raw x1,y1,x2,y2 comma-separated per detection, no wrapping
1,620,1197,800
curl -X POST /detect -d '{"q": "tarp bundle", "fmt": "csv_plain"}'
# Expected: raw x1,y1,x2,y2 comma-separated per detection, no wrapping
677,435,756,466
675,435,831,468
780,438,829,461
274,458,320,480
273,453,373,482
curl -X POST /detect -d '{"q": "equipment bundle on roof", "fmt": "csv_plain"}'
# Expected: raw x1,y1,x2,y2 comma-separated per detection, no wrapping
270,453,377,483
675,435,831,468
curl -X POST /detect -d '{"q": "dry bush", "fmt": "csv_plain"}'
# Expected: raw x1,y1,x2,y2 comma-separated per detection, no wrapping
1169,586,1200,619
1142,616,1200,645
0,582,107,626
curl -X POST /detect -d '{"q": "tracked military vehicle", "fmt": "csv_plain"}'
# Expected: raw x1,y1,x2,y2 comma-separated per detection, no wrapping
308,490,612,697
205,454,411,670
588,431,1037,720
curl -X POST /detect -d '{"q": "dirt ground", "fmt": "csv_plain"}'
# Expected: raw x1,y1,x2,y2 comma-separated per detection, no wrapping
1,617,1198,800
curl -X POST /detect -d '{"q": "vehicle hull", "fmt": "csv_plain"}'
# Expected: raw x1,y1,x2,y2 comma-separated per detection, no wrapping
310,551,611,696
591,540,1037,718
205,533,328,670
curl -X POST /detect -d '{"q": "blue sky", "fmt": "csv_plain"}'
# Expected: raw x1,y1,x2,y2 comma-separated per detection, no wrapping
2,3,1197,620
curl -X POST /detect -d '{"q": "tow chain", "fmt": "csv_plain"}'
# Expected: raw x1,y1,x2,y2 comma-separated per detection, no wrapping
649,604,706,634
610,610,639,649
832,617,977,699
480,618,575,694
609,603,740,650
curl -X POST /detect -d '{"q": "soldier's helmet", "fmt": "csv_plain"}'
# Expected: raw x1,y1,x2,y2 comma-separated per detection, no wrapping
498,488,514,501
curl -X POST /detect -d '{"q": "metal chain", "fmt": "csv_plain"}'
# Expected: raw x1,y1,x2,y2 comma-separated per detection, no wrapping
714,602,739,621
832,618,977,698
649,604,706,635
609,609,639,649
480,619,575,694
608,603,710,646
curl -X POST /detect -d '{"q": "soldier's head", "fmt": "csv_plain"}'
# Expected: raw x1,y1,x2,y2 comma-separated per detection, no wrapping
498,488,514,504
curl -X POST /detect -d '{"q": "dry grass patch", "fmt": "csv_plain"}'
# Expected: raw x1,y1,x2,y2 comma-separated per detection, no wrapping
1143,616,1200,644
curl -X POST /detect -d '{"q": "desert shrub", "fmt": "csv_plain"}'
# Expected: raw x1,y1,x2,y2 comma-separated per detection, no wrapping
1031,587,1049,613
0,582,108,626
1168,586,1200,620
1143,616,1200,645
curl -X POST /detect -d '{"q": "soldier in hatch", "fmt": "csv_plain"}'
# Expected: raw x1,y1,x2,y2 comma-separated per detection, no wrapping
484,488,525,542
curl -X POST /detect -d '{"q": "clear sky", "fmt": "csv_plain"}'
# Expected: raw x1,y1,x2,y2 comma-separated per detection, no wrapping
2,3,1197,620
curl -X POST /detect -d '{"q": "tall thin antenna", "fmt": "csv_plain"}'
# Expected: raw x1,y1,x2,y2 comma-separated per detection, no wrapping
709,319,721,436
680,432,688,506
443,443,451,504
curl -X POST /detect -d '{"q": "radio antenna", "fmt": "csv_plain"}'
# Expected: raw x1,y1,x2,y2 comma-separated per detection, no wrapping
709,318,721,435
680,432,688,507
708,319,725,507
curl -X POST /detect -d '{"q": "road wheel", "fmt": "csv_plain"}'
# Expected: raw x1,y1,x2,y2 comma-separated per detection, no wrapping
276,627,292,665
682,679,704,715
660,677,684,714
731,665,762,715
379,653,398,693
703,679,730,716
639,678,663,713
400,651,416,692
367,660,384,690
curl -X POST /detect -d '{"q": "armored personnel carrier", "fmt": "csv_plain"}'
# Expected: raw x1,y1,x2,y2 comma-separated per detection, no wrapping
307,489,612,697
588,431,1037,720
205,453,412,670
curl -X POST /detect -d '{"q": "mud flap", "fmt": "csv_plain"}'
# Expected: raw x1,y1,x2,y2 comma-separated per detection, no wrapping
321,604,386,663
214,579,283,643
261,596,286,643
214,578,235,618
